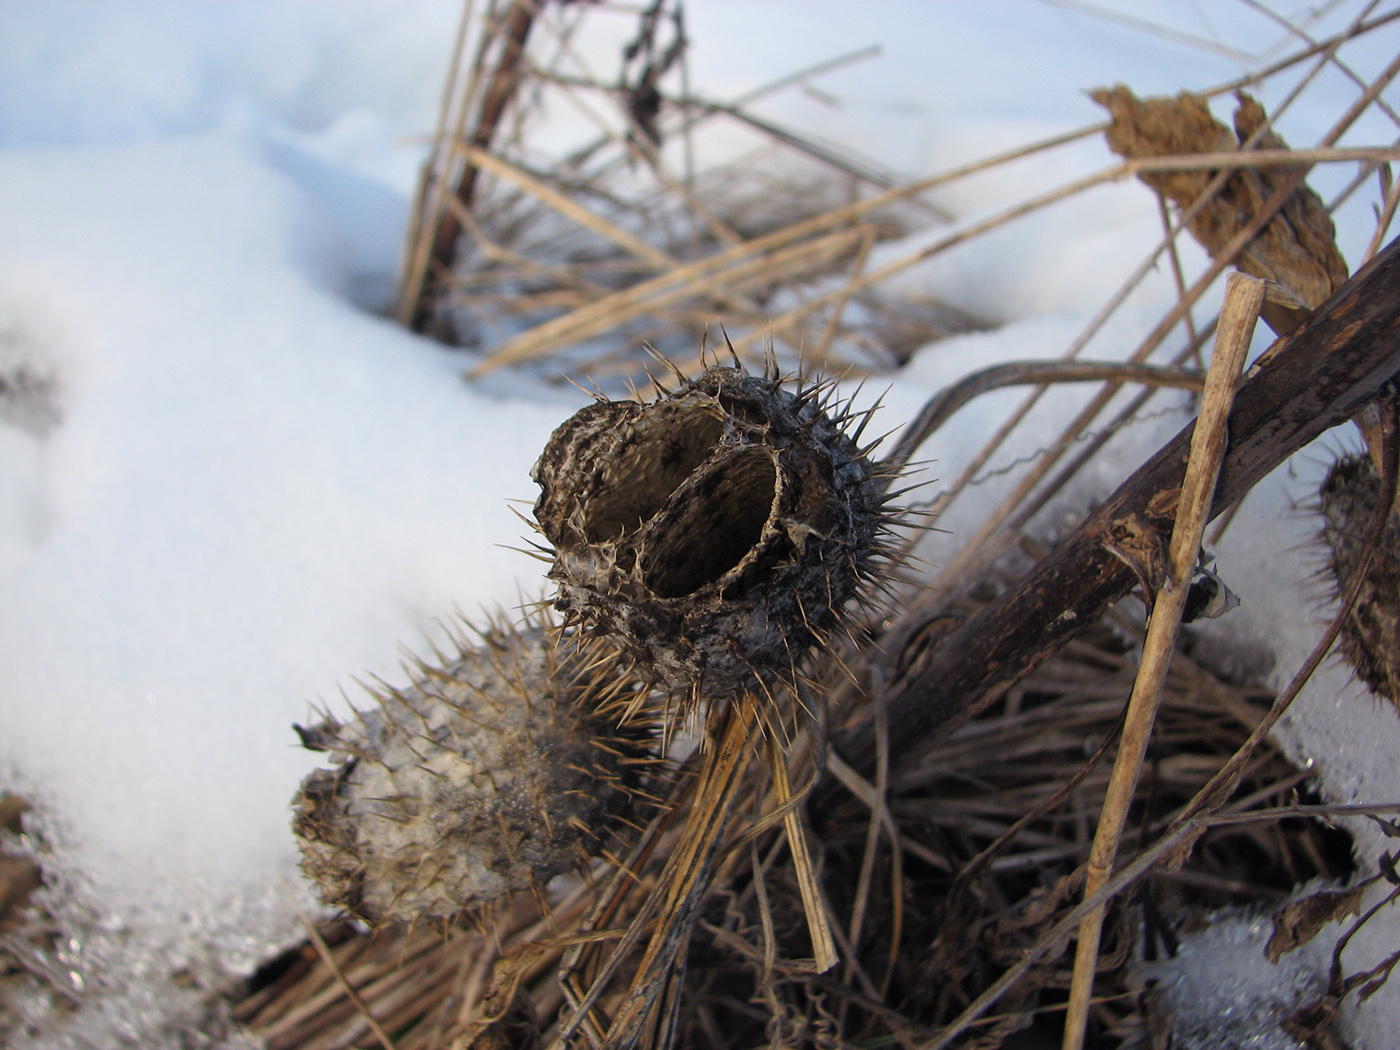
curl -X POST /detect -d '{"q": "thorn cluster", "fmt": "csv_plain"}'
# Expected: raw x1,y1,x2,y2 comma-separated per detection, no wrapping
531,360,904,699
1318,453,1400,707
291,613,657,923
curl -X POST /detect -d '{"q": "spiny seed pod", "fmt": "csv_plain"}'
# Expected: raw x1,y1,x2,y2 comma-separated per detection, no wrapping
291,615,656,923
1318,453,1400,707
531,361,899,698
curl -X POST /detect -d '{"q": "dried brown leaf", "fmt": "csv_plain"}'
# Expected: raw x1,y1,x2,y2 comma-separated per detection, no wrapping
1381,850,1400,885
1281,995,1342,1049
1091,86,1349,325
1358,947,1400,1001
1369,814,1400,838
1265,884,1366,963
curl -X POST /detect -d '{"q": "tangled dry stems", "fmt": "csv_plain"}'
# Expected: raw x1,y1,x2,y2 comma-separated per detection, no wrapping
246,3,1400,1048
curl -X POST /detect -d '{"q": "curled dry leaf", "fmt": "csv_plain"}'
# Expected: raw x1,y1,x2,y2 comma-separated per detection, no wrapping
1265,884,1366,963
1091,85,1348,328
1370,814,1400,838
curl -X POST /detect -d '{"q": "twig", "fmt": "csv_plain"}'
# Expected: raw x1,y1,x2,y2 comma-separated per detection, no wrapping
456,143,676,269
903,4,1392,617
1060,272,1263,1050
1199,6,1400,103
467,224,868,374
883,361,1205,478
844,672,889,985
464,122,1118,377
1158,194,1200,355
282,880,400,1050
1240,0,1400,131
401,0,538,332
589,700,760,1050
1168,388,1400,842
1364,161,1400,263
394,0,477,328
1041,0,1261,62
1124,145,1400,172
811,224,877,369
918,802,1400,1050
768,731,839,973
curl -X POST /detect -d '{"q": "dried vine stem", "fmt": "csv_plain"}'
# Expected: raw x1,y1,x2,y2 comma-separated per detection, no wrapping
1060,272,1264,1050
883,360,1206,478
399,0,538,333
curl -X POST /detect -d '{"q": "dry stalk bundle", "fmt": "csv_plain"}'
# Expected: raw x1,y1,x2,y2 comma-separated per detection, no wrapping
394,0,977,381
247,608,1358,1050
840,238,1400,785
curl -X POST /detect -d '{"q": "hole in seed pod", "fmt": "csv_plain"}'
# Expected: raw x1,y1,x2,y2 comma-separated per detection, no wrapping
582,401,724,542
642,447,777,598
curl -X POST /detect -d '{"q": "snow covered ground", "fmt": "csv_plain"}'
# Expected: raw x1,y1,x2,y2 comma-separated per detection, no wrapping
2,2,1399,1047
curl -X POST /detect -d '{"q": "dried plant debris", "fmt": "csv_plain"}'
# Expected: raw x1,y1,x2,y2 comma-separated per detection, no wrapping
1092,86,1348,313
250,606,1356,1050
531,359,900,698
447,152,935,378
1266,883,1367,963
1,794,84,1046
618,0,687,148
690,156,917,244
1318,452,1400,707
0,796,41,935
0,326,60,437
291,614,657,923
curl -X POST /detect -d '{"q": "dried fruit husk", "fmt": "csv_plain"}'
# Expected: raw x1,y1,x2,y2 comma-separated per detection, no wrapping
1318,453,1400,707
532,364,893,697
291,620,655,923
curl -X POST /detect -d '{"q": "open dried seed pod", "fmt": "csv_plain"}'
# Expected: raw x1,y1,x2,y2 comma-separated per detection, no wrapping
1318,452,1400,707
291,614,657,923
531,361,899,698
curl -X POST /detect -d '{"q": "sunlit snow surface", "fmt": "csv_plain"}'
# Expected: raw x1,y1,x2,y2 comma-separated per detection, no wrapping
1,2,1399,1046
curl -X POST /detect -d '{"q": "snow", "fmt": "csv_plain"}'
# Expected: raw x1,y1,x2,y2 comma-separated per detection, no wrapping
1143,906,1335,1050
1,1,1398,1046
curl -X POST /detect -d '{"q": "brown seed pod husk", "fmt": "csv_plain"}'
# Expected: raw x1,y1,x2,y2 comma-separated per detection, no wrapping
291,615,657,923
531,361,897,697
1318,453,1400,707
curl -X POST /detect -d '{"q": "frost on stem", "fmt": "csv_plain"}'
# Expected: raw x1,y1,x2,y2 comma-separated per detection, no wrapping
291,616,655,923
532,362,900,698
